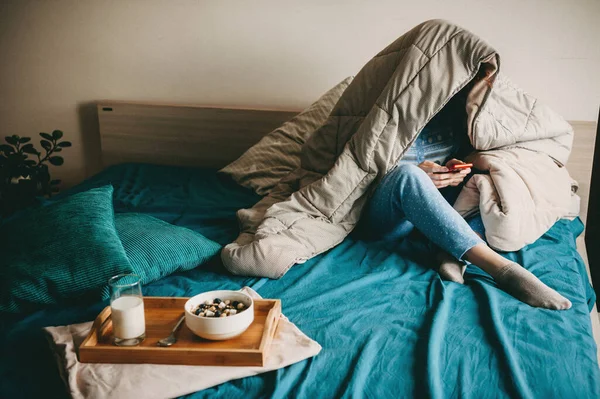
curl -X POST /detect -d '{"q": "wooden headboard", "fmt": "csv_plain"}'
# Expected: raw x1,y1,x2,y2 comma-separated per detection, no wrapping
97,101,298,169
97,101,599,289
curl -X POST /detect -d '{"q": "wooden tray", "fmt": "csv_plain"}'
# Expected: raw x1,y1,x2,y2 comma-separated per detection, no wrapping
79,297,281,367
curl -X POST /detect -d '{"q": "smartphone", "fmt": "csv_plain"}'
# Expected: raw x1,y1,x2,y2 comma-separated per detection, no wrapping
448,163,473,171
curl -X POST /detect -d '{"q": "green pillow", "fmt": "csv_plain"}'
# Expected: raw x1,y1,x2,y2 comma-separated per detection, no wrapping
0,186,133,313
114,213,221,285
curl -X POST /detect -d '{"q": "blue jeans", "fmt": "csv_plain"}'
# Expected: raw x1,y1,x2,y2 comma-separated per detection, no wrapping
362,164,485,260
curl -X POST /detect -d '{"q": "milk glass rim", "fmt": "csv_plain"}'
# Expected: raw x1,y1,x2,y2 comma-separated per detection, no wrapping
108,273,141,288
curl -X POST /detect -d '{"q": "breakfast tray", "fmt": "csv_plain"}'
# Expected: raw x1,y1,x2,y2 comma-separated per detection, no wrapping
79,297,281,367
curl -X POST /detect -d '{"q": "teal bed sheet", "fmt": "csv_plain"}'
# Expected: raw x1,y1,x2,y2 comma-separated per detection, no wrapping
1,163,598,398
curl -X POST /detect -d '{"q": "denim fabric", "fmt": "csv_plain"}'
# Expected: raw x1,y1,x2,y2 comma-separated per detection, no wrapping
362,164,484,260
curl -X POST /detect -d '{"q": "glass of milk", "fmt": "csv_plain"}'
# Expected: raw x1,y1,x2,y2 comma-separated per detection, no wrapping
108,274,146,346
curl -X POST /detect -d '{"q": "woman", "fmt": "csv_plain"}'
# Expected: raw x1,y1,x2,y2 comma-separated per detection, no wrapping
361,83,572,311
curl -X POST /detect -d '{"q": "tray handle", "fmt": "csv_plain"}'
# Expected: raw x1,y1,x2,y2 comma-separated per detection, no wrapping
258,300,281,352
80,306,112,348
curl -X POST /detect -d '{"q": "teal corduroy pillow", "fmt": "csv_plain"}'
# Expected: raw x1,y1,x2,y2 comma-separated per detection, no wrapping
114,213,222,285
0,186,133,313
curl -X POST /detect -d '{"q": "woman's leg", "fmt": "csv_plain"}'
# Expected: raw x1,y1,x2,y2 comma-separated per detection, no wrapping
364,164,571,310
364,164,484,259
436,214,486,284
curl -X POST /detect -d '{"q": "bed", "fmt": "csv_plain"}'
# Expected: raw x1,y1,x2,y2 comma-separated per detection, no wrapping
1,102,598,398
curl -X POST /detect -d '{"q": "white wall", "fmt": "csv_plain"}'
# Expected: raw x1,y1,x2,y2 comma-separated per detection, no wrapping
1,0,599,187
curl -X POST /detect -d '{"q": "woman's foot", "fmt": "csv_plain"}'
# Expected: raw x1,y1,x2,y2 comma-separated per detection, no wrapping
464,244,571,310
494,262,572,310
437,252,466,284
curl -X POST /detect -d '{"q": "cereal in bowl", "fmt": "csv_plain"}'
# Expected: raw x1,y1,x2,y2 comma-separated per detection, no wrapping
193,298,247,318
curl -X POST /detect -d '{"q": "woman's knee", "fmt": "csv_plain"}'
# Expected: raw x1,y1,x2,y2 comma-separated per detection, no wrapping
392,164,429,184
377,163,432,198
396,163,423,175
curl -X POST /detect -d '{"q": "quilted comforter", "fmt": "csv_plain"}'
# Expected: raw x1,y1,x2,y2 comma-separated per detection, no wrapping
222,19,577,279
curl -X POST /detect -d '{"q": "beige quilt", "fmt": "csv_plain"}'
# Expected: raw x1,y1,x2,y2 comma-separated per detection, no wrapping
222,19,578,279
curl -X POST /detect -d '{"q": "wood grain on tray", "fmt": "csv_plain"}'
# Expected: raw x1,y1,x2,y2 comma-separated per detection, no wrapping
79,297,281,367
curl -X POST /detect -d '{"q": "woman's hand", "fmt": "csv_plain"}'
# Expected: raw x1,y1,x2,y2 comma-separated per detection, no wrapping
417,159,471,189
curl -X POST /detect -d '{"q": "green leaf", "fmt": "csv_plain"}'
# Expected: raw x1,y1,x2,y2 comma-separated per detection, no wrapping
6,153,20,162
52,130,63,140
41,140,52,150
24,160,37,167
57,141,72,148
21,144,37,154
39,132,53,141
0,144,14,154
5,136,18,145
18,137,31,143
50,179,61,185
54,147,62,152
48,156,64,166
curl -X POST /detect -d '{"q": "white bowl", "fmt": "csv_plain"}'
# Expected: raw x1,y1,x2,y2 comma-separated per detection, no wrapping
184,290,254,340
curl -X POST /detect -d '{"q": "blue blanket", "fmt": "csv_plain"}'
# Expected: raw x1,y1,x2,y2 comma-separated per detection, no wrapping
1,164,598,398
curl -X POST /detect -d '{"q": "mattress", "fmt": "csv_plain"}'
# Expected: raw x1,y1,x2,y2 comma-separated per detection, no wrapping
1,163,598,398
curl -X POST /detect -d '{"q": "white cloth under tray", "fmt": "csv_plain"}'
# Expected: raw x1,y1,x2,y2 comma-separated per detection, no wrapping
44,287,321,399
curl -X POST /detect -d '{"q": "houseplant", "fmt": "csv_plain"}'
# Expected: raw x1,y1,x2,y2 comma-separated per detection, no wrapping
0,130,71,217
